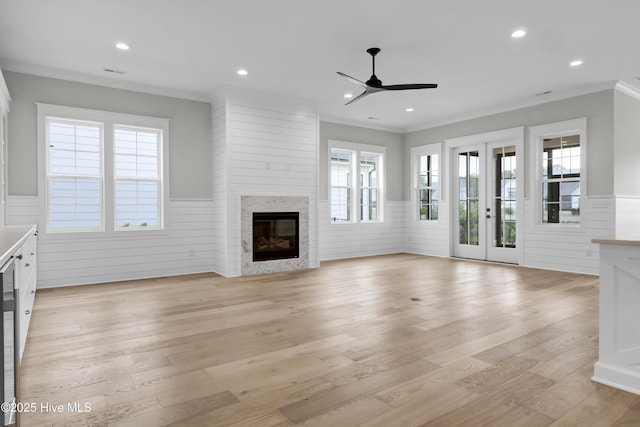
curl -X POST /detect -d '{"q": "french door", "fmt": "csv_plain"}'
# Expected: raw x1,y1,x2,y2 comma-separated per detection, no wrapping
452,140,519,264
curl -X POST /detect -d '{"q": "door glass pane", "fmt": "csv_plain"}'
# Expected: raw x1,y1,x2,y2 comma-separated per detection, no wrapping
469,199,479,245
458,151,479,246
494,146,516,248
459,200,468,244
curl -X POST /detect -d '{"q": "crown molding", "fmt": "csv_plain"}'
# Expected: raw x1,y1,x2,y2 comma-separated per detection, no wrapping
614,80,640,102
318,113,403,134
404,81,617,134
0,69,11,111
1,62,212,103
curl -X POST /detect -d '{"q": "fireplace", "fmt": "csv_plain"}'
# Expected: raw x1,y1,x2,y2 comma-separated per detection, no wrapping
252,212,300,262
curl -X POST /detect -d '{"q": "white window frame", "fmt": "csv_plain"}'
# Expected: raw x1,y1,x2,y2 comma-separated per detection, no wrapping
529,117,587,229
410,143,442,222
37,103,169,236
328,140,386,224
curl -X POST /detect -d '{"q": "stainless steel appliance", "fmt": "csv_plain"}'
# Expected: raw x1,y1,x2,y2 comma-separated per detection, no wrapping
0,257,18,426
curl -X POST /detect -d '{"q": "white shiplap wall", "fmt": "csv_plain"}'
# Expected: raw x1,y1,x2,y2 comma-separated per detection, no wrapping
318,201,404,260
521,196,615,275
319,194,614,275
7,196,215,288
403,200,450,258
614,196,640,237
211,103,228,277
212,92,319,276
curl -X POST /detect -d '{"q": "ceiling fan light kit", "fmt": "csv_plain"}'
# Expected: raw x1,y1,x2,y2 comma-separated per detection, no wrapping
337,47,438,105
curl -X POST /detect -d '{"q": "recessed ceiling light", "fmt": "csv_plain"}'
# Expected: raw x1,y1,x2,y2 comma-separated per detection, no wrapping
237,69,248,76
569,60,583,67
115,42,130,50
406,107,414,112
511,29,526,38
344,93,353,99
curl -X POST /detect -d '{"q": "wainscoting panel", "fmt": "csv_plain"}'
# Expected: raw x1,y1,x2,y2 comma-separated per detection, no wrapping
522,196,615,275
7,196,215,288
403,200,450,258
318,201,405,261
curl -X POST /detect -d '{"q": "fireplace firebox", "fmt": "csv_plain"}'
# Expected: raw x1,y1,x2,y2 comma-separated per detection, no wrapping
252,212,299,262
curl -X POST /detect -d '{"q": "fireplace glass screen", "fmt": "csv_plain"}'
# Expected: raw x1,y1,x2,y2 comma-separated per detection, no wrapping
252,212,299,262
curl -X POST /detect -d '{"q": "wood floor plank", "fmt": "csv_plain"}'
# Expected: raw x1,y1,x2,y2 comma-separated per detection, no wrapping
18,254,637,426
423,372,555,426
523,361,599,420
549,384,640,426
279,358,437,423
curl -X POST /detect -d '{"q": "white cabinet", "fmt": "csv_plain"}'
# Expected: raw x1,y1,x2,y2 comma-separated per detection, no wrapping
14,231,37,361
592,237,640,395
0,69,10,227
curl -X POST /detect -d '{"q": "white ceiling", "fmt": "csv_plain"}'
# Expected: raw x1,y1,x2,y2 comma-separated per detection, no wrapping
1,0,640,132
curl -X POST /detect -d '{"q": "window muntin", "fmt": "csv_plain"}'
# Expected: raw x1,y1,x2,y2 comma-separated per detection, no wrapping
114,126,162,229
46,118,103,232
542,135,580,224
418,153,439,220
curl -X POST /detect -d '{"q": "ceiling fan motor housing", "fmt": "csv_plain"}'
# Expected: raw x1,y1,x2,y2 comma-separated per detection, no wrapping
366,47,382,87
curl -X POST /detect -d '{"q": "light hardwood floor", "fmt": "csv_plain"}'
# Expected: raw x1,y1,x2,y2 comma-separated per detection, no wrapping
19,254,640,426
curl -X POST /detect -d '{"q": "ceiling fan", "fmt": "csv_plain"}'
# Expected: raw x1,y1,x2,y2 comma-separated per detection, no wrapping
337,47,438,105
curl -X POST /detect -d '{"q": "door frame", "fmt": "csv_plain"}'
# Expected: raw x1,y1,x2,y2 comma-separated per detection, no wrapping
445,127,525,264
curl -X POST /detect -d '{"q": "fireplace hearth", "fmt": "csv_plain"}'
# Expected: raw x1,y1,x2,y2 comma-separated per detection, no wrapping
252,212,299,262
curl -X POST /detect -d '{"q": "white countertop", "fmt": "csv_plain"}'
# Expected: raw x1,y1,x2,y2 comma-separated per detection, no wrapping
0,225,38,267
592,236,640,247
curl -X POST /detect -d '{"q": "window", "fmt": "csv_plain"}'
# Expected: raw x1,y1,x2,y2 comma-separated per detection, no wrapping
542,135,580,224
114,126,161,229
418,153,439,220
38,104,168,234
530,118,586,226
359,152,379,221
329,141,385,223
329,149,351,222
46,118,103,231
410,143,441,222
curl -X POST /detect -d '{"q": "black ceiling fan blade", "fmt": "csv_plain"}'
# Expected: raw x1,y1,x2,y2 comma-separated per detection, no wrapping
344,89,372,105
380,83,438,90
336,71,366,88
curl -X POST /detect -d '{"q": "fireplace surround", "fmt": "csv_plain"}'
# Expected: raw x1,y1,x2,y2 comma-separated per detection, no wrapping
241,195,309,275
